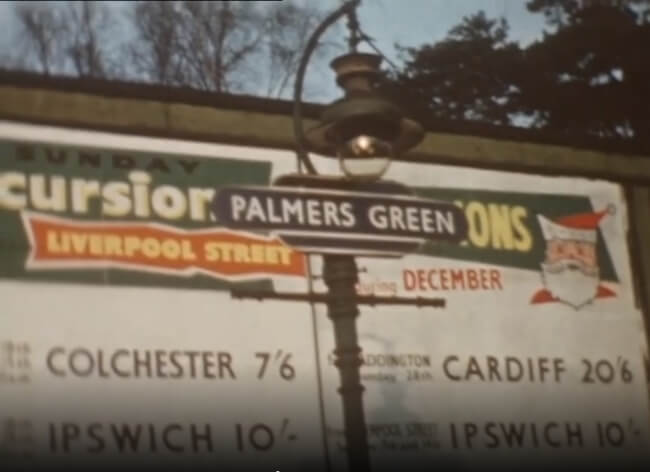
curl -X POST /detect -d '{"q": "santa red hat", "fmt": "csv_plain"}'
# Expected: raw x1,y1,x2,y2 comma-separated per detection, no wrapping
538,205,614,243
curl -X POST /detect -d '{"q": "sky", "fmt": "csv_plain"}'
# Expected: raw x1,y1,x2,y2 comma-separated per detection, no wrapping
295,0,547,100
0,0,548,101
354,0,546,55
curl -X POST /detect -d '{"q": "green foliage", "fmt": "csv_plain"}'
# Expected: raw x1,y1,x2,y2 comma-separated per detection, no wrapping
387,2,650,142
384,12,524,126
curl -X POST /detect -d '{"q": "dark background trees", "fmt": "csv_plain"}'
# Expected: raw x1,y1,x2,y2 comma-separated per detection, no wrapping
520,0,650,139
388,0,650,142
383,11,525,127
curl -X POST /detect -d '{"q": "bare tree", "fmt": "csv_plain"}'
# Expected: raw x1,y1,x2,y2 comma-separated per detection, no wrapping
127,0,333,96
128,0,265,92
65,1,117,78
127,1,186,85
13,1,68,74
171,1,266,92
262,2,326,97
7,0,338,99
11,1,118,77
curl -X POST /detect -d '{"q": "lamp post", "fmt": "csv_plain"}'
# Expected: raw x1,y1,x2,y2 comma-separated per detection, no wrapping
214,2,457,472
291,2,424,470
212,5,466,472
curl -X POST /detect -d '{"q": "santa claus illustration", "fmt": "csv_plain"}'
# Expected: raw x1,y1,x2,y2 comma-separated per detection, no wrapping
531,206,616,309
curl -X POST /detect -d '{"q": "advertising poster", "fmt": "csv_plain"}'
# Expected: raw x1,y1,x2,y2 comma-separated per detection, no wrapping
311,159,650,470
0,122,324,471
0,121,649,471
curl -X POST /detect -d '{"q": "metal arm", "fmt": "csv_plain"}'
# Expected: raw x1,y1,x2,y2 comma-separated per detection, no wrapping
292,0,361,175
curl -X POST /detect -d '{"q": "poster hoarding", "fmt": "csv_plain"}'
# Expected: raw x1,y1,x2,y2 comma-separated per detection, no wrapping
0,121,648,470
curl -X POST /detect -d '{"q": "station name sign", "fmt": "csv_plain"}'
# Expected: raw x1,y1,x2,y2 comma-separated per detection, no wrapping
212,183,468,257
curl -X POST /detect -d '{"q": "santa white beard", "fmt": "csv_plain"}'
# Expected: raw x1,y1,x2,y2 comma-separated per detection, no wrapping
541,260,600,309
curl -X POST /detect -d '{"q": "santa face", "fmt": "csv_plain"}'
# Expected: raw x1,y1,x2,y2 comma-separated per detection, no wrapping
545,239,597,268
541,239,600,309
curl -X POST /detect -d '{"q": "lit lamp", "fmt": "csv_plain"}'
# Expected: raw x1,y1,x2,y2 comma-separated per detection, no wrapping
305,52,424,180
284,4,430,472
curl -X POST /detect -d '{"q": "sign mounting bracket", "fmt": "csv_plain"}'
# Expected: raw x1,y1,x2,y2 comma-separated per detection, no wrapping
230,288,446,308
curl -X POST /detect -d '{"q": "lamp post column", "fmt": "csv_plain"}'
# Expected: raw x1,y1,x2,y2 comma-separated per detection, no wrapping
322,254,371,472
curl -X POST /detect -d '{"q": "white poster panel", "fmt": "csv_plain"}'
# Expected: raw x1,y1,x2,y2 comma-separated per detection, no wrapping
1,284,326,470
0,122,328,471
0,121,648,471
312,160,650,470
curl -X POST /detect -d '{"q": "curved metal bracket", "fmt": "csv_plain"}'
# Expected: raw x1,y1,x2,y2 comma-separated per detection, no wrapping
292,0,361,175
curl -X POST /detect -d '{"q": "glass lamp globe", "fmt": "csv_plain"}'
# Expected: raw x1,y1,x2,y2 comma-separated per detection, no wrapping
338,134,393,180
304,52,424,181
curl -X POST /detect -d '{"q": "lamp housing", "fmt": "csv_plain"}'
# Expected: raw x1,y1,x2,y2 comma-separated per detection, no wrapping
305,52,424,180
